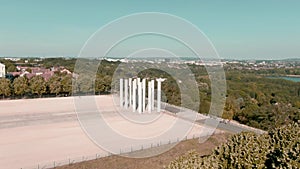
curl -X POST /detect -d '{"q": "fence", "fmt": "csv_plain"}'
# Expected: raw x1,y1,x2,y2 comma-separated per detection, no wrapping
21,133,212,169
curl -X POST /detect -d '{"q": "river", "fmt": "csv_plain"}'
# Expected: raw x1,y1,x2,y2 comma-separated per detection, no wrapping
268,76,300,82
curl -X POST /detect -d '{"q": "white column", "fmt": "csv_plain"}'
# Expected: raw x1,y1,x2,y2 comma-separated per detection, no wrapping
142,79,146,112
151,80,155,110
132,79,137,112
156,78,166,112
124,79,128,108
138,80,142,114
148,81,152,112
129,78,132,107
120,79,123,107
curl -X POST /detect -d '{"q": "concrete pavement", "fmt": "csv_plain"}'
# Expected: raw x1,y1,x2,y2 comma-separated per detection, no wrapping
0,95,224,169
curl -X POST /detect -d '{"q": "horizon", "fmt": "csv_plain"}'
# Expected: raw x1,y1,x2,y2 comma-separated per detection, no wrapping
1,55,300,61
1,1,300,60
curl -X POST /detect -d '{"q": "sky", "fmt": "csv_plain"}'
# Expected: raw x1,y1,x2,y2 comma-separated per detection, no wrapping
0,0,299,60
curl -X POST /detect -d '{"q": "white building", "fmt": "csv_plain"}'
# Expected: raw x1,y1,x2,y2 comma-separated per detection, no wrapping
0,63,5,78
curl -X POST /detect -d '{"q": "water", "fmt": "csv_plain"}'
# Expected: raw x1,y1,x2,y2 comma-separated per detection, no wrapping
268,76,300,82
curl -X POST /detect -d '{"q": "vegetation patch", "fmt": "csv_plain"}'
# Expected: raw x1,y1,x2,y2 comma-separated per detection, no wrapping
166,123,300,169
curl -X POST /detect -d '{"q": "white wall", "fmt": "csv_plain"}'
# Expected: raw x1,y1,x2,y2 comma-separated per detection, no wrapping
0,63,5,78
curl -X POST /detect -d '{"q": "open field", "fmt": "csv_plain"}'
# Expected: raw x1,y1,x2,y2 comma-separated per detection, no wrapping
0,95,226,169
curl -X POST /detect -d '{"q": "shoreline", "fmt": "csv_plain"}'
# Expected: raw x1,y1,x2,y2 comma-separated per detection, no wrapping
286,74,300,78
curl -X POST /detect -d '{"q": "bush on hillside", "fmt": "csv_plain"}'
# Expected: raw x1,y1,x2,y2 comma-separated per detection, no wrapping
166,123,300,169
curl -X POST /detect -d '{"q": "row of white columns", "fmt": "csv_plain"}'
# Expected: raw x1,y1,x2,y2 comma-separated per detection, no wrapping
119,78,165,113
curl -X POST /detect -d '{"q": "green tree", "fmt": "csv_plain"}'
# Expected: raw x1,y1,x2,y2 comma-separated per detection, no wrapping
7,65,16,72
95,74,111,94
47,73,72,96
0,78,11,98
25,68,32,73
74,75,94,95
13,76,28,97
61,74,72,95
29,75,46,97
48,74,62,95
265,123,300,168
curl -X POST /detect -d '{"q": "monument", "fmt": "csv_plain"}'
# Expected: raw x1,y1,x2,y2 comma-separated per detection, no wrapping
119,78,165,113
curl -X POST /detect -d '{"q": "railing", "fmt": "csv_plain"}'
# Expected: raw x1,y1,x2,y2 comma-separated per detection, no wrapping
21,133,218,169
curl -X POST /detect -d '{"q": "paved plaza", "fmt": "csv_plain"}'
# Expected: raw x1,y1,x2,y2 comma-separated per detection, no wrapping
0,95,219,169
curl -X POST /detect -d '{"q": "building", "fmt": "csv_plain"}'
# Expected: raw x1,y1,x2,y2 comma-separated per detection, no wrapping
0,63,5,77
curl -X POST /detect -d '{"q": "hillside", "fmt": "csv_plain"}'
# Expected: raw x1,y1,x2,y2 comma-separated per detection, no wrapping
166,123,300,169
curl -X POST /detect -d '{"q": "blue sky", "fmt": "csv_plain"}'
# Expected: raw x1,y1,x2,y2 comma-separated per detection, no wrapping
0,0,299,59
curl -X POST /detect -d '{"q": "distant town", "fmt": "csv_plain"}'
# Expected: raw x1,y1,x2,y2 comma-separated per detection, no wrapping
1,57,300,80
0,57,73,80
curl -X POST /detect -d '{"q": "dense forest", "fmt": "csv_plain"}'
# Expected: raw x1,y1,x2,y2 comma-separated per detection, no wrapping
0,58,299,130
225,72,300,130
166,123,300,169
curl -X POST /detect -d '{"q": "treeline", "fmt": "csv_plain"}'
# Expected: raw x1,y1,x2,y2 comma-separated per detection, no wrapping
0,73,72,98
40,58,76,71
166,123,300,169
0,71,113,98
239,67,300,76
